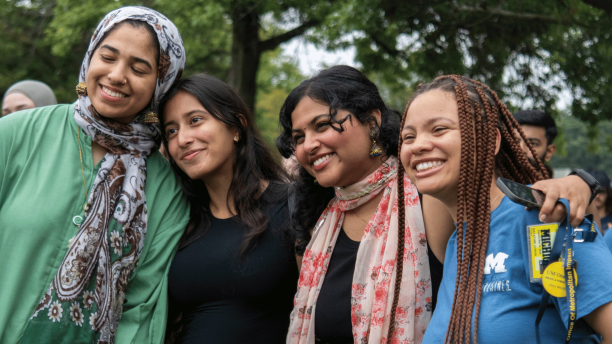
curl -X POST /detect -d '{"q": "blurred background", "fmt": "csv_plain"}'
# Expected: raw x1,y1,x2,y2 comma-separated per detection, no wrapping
2,0,612,175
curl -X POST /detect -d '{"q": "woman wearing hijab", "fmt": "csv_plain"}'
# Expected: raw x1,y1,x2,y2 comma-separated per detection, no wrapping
0,7,188,344
2,80,58,116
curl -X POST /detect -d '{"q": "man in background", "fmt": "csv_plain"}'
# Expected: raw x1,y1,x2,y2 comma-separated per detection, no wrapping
513,109,557,177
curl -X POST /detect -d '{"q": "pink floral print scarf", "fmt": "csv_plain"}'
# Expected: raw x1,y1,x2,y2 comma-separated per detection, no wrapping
27,7,185,344
287,157,432,344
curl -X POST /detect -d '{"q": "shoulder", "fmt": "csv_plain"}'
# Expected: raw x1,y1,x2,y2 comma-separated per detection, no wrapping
144,150,190,229
0,104,72,136
260,180,290,228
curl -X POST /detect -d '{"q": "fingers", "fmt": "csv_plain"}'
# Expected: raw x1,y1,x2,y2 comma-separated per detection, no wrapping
546,203,566,223
570,203,586,227
538,187,559,223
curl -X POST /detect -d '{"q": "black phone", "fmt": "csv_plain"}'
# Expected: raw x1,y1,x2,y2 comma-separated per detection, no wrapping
496,177,545,209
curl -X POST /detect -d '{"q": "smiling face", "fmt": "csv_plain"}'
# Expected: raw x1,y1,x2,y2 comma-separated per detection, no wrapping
290,96,381,188
163,91,238,181
400,89,462,201
86,23,158,124
2,92,36,116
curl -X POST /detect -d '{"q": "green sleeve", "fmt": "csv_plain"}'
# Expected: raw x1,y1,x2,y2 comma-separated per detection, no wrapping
115,219,188,343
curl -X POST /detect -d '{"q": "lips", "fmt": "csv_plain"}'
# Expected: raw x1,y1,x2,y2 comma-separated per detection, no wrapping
415,160,445,172
312,153,334,167
181,149,204,161
99,85,129,101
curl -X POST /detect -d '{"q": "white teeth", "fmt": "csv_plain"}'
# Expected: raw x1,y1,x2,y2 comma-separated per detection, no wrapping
416,160,444,172
102,86,126,98
313,153,333,167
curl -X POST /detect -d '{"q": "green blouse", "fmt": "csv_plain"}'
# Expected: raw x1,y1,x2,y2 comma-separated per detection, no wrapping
0,105,189,343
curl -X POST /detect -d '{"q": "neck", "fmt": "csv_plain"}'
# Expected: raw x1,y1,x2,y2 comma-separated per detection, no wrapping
445,173,503,223
599,206,608,219
203,166,236,219
337,157,384,188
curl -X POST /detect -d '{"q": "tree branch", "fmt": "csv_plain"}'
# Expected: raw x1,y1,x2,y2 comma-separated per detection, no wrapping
455,4,572,25
259,19,321,52
580,0,612,12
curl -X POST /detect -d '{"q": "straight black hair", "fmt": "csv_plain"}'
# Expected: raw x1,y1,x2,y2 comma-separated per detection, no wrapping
158,73,287,254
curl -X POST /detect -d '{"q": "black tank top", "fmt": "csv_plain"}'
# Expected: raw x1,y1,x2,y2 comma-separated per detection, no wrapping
314,228,443,344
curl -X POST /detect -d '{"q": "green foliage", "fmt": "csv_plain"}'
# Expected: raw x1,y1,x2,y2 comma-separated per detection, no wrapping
3,0,612,148
255,48,305,144
549,112,612,171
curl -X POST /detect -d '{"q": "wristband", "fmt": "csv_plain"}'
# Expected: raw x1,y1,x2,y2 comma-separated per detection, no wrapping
568,168,601,205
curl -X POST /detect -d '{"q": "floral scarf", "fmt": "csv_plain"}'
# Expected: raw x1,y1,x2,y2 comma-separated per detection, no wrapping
287,157,432,344
28,6,185,343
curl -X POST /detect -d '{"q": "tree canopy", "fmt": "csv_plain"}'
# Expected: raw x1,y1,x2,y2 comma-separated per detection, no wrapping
2,0,611,128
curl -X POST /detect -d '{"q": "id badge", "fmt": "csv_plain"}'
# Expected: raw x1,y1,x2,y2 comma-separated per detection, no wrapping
527,223,559,283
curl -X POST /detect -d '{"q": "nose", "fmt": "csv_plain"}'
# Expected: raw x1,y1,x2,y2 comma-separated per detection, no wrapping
302,132,320,154
107,63,127,85
409,133,433,155
177,127,193,148
518,136,530,156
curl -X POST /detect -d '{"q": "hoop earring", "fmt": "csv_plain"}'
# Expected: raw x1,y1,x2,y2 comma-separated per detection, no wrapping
369,127,382,158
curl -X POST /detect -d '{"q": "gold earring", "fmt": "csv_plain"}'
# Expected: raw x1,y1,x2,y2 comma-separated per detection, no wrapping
369,127,382,158
76,82,87,96
144,112,159,124
234,136,239,142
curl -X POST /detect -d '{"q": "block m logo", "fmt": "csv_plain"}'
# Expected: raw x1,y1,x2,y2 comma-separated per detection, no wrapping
484,252,509,275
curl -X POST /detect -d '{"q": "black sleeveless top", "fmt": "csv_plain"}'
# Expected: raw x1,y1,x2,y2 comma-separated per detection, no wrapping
314,229,443,344
167,183,299,344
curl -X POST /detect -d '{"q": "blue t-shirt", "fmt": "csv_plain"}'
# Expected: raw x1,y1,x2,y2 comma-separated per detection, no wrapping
423,196,612,343
604,231,612,254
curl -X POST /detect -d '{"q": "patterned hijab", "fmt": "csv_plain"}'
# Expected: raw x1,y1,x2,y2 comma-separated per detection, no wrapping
29,6,185,343
287,158,432,344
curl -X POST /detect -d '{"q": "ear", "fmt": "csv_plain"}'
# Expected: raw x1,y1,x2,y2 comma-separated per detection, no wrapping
494,128,502,155
368,109,382,128
544,144,556,162
233,114,248,139
237,114,248,128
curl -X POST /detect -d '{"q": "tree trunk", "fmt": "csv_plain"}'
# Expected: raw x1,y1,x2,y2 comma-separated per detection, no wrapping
228,4,261,113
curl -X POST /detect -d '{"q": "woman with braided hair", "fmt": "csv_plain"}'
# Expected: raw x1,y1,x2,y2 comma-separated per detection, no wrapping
400,75,612,343
278,65,597,344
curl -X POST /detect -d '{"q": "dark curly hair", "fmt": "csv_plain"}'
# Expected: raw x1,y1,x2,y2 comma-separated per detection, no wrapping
158,73,287,254
276,65,401,254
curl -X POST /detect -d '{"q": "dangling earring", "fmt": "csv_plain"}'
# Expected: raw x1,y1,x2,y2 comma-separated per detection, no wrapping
76,82,87,96
369,127,383,158
144,111,159,124
234,135,239,142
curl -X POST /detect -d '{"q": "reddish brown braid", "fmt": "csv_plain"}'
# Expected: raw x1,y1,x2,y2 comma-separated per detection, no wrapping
398,76,548,344
387,100,409,342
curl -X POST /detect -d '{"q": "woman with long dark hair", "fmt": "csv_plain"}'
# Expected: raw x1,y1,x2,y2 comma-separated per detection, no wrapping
0,7,188,344
159,74,298,344
277,66,598,344
400,75,612,343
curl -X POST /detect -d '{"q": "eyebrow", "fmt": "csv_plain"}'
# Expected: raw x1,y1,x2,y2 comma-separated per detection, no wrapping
291,114,330,134
164,110,209,127
99,44,153,70
404,116,457,131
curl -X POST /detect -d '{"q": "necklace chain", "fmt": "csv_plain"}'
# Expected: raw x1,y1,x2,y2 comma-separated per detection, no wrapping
491,190,502,205
77,130,88,211
350,209,371,225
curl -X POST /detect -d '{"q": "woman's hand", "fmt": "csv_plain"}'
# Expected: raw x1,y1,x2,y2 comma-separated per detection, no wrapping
531,175,592,227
